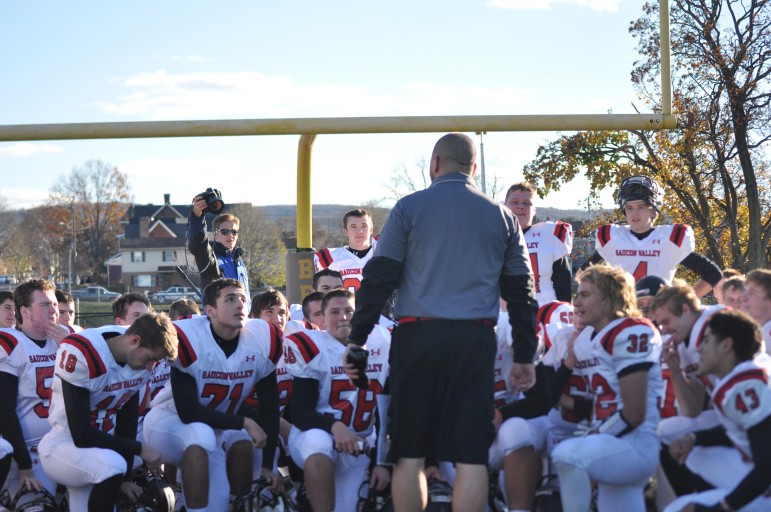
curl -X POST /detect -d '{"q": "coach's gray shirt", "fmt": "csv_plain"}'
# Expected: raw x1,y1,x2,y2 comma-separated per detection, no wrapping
375,172,532,320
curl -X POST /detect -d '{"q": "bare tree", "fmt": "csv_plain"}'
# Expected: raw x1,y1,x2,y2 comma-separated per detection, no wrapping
230,204,287,288
50,160,133,279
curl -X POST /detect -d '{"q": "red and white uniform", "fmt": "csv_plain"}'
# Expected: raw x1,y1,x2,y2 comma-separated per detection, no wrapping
551,318,663,511
284,326,390,512
144,317,281,511
284,326,390,438
595,223,695,283
313,239,378,292
524,221,572,305
63,324,84,334
0,328,58,446
658,305,726,442
762,320,771,355
666,356,771,512
47,326,148,436
150,317,281,415
543,325,598,450
536,301,574,354
39,326,152,510
0,328,59,496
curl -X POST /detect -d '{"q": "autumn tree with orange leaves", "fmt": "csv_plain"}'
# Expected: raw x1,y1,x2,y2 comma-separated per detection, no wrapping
524,0,771,271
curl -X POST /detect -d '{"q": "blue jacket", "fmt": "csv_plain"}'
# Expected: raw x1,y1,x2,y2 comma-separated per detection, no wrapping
187,213,250,306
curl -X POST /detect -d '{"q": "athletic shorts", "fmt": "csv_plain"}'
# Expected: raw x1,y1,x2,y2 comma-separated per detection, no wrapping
388,320,496,465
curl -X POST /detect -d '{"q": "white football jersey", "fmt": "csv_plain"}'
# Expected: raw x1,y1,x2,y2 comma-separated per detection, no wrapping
595,223,695,283
63,324,84,334
762,320,771,355
313,239,378,292
587,317,663,435
151,317,282,414
543,325,598,427
283,326,390,437
137,358,171,419
48,326,150,436
524,221,572,304
710,356,771,460
536,301,574,352
0,328,59,445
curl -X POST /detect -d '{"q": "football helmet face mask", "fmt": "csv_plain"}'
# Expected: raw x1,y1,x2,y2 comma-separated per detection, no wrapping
10,486,59,512
115,471,175,512
232,478,288,512
617,175,664,212
356,482,393,512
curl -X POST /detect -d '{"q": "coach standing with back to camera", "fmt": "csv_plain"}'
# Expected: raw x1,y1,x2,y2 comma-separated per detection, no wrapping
347,132,539,512
188,190,251,307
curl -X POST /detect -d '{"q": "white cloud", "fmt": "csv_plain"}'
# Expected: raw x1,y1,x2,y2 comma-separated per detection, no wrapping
488,0,621,13
0,143,64,158
169,55,211,63
0,187,51,207
91,70,535,120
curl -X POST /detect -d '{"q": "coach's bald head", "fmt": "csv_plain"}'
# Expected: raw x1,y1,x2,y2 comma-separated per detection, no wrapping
430,133,477,180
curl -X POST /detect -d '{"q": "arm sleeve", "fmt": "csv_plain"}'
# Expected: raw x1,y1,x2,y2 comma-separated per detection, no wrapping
500,274,539,364
0,372,31,470
349,256,404,345
171,368,245,430
580,251,604,270
693,425,733,447
239,371,280,470
680,252,723,287
114,392,140,477
498,364,553,420
552,256,573,303
290,378,336,433
724,415,771,510
186,213,222,291
62,380,142,459
548,364,573,407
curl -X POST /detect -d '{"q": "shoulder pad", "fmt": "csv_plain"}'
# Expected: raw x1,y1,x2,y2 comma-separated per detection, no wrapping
315,248,333,269
554,221,572,243
668,224,691,248
600,318,657,356
61,334,107,379
0,331,19,356
286,331,320,364
174,324,199,368
597,224,612,247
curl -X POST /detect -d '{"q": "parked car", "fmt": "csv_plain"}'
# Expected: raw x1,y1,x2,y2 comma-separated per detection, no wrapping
151,286,195,303
70,286,120,302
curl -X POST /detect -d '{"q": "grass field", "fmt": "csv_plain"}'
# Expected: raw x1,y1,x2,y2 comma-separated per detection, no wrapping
73,299,192,328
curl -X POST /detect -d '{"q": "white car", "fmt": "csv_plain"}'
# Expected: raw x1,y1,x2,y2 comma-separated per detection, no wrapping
152,286,195,303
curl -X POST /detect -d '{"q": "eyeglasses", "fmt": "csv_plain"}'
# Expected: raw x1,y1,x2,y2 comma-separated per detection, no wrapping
219,229,239,236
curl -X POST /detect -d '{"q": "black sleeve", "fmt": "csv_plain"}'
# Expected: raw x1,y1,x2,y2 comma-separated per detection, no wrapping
552,256,573,303
350,256,404,345
693,425,732,447
290,378,336,432
580,251,604,270
548,364,573,407
171,368,245,430
498,364,553,420
114,392,139,477
724,415,771,510
500,274,539,364
239,371,280,471
62,380,142,460
186,213,222,292
0,372,31,469
680,252,723,287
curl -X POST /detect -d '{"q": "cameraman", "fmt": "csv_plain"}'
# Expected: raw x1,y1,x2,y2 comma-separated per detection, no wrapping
188,193,250,306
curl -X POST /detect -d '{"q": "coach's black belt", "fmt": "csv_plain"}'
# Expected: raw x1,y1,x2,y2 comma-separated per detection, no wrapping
398,316,496,327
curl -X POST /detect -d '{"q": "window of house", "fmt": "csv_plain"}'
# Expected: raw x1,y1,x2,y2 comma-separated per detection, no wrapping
162,250,175,262
131,251,145,263
132,275,156,287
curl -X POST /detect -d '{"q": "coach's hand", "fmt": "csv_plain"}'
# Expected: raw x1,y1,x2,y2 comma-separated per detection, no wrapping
331,421,360,455
244,417,267,448
140,445,163,475
18,469,41,492
510,362,536,392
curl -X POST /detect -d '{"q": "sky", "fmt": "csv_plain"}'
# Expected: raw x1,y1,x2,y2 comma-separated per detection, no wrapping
0,0,654,212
